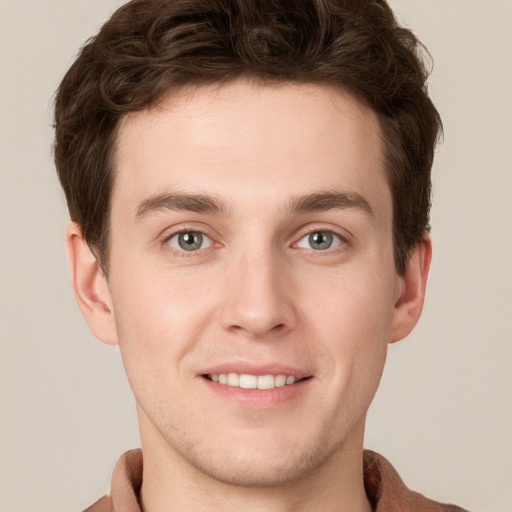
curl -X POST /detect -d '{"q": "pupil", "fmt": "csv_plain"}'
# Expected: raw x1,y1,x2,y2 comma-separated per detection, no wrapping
310,231,332,250
179,232,202,250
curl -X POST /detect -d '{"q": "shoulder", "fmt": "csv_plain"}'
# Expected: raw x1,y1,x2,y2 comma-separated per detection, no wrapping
363,450,470,512
82,495,113,512
83,449,143,512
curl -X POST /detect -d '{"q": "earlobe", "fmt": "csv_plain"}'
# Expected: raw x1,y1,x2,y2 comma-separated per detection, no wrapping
65,222,118,345
389,235,432,343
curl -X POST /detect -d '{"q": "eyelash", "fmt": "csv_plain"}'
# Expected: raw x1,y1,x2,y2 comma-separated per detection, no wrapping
162,228,216,258
292,228,349,253
161,226,350,258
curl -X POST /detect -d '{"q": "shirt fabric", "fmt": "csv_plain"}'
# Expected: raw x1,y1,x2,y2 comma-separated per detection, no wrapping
83,449,469,512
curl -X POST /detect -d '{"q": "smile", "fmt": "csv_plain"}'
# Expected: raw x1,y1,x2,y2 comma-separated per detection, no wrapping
205,373,302,389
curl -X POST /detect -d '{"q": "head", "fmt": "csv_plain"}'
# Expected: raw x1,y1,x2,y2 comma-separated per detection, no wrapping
54,0,441,275
54,0,441,494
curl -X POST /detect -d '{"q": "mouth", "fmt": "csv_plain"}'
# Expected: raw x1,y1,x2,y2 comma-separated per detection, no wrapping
203,373,310,390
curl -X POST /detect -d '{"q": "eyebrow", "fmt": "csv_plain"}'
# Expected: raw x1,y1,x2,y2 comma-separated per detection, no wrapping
288,191,374,216
134,189,373,221
135,192,226,221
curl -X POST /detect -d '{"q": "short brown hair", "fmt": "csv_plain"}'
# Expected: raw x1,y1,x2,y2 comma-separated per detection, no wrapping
54,0,442,273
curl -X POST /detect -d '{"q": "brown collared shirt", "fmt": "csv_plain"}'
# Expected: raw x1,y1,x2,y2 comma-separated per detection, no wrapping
83,449,469,512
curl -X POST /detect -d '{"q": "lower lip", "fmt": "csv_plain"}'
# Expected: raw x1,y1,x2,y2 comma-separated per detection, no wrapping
200,377,312,407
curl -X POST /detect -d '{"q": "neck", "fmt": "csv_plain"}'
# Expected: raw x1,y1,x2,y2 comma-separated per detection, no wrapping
138,413,372,512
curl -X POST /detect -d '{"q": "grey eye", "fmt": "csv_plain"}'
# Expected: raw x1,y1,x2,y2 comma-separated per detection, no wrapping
167,231,212,251
297,230,342,251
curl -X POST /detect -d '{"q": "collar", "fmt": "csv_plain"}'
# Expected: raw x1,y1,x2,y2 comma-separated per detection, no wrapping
85,449,468,512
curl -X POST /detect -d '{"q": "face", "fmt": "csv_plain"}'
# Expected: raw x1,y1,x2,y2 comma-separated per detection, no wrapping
103,81,404,486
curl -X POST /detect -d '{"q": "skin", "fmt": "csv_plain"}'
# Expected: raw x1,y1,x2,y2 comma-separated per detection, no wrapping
67,80,431,512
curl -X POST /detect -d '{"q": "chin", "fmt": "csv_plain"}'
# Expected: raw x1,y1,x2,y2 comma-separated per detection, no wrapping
167,430,341,488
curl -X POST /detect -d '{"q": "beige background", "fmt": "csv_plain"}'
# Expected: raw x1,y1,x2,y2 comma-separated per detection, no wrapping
1,1,511,511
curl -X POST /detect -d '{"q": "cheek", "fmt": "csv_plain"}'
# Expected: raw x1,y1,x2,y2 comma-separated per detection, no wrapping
300,262,396,393
302,258,397,340
112,258,218,330
109,264,220,386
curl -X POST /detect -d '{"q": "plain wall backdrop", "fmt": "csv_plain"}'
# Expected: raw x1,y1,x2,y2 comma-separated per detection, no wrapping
1,1,511,511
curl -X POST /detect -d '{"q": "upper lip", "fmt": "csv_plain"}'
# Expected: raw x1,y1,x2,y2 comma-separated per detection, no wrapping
199,363,311,379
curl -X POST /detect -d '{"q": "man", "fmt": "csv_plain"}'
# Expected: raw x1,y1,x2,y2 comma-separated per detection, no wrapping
53,0,467,510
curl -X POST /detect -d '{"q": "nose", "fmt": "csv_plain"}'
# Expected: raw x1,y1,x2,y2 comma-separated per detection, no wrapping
219,249,297,339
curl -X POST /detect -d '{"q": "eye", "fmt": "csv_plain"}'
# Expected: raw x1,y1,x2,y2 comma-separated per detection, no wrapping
296,230,343,251
166,231,212,252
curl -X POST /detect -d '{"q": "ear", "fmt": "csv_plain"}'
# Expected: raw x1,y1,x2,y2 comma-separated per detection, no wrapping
65,222,118,345
389,235,432,343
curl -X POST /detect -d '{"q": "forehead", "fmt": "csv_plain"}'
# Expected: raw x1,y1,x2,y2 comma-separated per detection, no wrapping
113,80,388,219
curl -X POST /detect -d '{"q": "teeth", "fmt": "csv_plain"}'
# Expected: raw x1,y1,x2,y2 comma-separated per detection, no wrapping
208,373,299,389
240,374,258,389
258,375,275,389
227,373,240,386
275,375,287,387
